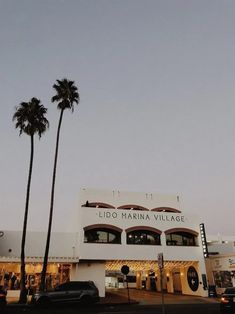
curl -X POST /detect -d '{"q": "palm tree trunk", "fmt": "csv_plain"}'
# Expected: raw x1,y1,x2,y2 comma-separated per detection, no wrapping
40,109,64,291
19,134,34,303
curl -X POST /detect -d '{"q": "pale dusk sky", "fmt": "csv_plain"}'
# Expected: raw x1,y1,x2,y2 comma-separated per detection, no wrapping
0,0,235,235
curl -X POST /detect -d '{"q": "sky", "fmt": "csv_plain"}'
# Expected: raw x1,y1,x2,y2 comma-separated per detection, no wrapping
0,0,235,236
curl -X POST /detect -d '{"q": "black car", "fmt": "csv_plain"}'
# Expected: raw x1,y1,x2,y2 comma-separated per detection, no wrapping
31,281,99,306
220,287,235,313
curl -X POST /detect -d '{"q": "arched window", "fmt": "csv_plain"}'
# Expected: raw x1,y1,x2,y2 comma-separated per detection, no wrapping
126,226,161,245
118,204,148,211
151,207,181,213
82,201,115,209
84,224,122,244
165,228,198,246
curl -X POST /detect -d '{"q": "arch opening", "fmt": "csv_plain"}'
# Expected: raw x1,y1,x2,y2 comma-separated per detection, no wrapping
165,228,198,246
126,227,161,246
151,207,181,213
82,201,115,209
118,204,148,211
84,225,122,244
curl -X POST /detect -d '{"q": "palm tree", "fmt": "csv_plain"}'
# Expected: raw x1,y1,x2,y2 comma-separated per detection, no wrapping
40,79,79,291
13,98,49,303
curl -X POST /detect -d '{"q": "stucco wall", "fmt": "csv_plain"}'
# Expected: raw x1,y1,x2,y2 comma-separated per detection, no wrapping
0,231,78,258
79,205,203,262
71,262,106,297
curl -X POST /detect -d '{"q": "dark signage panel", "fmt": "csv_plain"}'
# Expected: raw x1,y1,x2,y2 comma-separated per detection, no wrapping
121,265,130,275
187,266,199,291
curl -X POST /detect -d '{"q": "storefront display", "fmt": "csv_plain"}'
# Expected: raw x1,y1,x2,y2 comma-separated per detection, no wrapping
0,263,71,292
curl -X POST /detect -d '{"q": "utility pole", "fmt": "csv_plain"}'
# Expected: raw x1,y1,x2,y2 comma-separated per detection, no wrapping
158,253,165,314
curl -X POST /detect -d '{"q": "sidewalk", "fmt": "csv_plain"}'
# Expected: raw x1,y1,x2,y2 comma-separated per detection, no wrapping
100,289,220,305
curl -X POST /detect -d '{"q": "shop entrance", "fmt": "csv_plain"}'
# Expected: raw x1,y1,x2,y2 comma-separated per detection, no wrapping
105,271,123,289
105,259,197,295
172,269,182,293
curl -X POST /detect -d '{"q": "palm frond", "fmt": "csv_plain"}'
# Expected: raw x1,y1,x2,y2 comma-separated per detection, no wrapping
52,78,79,111
13,98,49,138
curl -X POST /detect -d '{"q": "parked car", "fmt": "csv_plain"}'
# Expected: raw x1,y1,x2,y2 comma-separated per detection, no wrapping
220,287,235,313
31,281,99,306
0,286,7,311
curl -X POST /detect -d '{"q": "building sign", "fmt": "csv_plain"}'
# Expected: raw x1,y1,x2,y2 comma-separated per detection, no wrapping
214,259,222,269
212,257,235,270
121,265,130,275
199,223,208,258
97,210,185,223
187,266,199,292
229,259,235,269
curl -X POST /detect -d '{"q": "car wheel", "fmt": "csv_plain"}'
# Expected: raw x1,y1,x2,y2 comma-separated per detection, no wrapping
37,297,51,307
0,302,6,312
80,295,92,304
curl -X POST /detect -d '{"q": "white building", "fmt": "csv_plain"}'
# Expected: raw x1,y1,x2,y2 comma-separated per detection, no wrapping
206,234,235,295
0,188,208,297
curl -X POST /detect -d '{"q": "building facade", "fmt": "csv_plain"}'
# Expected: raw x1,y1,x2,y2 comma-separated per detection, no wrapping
0,188,208,297
75,188,208,297
206,234,235,294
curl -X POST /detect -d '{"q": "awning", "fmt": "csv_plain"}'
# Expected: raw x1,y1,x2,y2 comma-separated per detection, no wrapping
106,260,197,271
0,256,79,263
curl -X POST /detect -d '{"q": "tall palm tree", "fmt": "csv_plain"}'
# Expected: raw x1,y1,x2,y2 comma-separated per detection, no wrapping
40,79,79,291
13,98,49,303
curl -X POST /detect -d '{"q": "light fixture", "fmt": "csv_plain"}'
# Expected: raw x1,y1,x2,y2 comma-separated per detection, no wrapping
105,260,195,271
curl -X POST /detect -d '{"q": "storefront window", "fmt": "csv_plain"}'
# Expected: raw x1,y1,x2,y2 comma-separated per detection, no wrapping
127,230,161,245
0,263,71,291
213,271,235,288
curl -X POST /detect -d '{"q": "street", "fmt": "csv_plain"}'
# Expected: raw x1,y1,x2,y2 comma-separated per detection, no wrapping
4,302,221,314
4,289,222,314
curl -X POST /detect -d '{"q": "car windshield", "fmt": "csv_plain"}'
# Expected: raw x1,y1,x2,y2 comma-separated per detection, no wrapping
224,288,235,294
56,284,67,291
61,281,94,290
